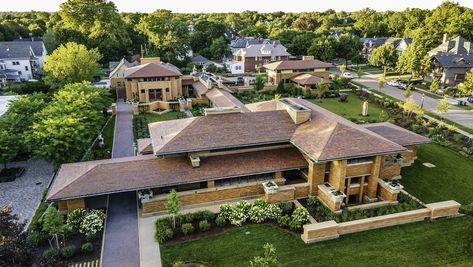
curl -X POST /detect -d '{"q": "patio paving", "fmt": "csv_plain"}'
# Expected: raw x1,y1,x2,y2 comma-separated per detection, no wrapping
0,160,53,223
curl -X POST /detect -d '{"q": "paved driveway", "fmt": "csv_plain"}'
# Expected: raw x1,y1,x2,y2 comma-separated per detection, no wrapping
102,101,140,267
0,160,53,223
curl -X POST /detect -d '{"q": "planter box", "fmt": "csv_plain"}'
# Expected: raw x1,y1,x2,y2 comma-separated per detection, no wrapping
379,179,403,194
262,181,279,194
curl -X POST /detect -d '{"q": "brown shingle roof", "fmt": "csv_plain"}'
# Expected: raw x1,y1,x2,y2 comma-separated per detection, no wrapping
248,99,408,162
149,111,297,155
361,122,431,146
124,63,182,78
263,59,333,71
205,88,251,112
47,148,307,201
291,73,332,86
137,138,154,155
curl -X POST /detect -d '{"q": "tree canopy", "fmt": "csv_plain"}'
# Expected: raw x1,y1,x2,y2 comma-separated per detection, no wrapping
43,42,102,86
369,44,398,76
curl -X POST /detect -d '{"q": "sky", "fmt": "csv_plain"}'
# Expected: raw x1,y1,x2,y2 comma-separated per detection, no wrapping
1,0,473,13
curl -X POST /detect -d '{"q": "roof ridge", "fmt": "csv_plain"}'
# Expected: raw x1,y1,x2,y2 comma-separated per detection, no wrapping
48,163,101,199
156,117,202,153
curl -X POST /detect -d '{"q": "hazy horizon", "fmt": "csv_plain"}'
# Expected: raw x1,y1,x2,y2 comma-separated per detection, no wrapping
1,0,473,13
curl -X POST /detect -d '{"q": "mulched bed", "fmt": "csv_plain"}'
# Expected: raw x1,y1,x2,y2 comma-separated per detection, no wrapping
31,230,103,265
0,167,25,182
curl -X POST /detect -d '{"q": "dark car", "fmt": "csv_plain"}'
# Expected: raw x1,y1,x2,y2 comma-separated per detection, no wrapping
468,96,473,103
236,76,244,83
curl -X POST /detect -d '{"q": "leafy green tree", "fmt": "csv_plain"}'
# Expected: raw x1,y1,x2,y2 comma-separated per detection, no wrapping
27,83,111,166
137,10,190,60
308,35,337,62
369,44,398,77
190,20,227,54
57,0,131,62
42,206,64,249
459,68,473,95
430,79,440,93
336,34,363,65
356,68,364,79
339,64,347,74
397,42,428,79
292,13,319,31
239,24,268,38
0,130,19,171
276,81,285,93
403,84,413,99
0,205,32,267
377,76,386,91
315,81,329,102
43,42,101,86
353,8,388,37
436,96,451,115
403,97,421,119
209,37,230,60
254,75,266,91
249,243,282,267
42,28,58,53
166,190,180,229
288,31,317,56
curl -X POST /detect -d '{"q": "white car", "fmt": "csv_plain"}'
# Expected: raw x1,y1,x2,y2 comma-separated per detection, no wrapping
387,80,399,87
342,72,353,79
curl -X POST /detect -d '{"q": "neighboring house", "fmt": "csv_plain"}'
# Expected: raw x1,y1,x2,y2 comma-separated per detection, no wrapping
0,60,21,86
228,39,291,74
124,57,183,103
385,37,412,55
109,58,139,88
263,56,333,92
192,55,225,69
427,35,473,86
47,96,429,215
0,39,47,81
362,37,388,59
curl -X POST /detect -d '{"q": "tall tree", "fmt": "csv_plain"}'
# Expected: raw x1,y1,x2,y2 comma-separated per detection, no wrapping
0,130,19,171
397,42,431,80
308,35,337,62
436,96,451,115
0,205,32,267
137,10,190,61
43,42,102,86
369,43,398,77
336,34,363,65
459,68,473,95
208,37,230,60
254,75,266,91
42,206,64,249
57,0,131,62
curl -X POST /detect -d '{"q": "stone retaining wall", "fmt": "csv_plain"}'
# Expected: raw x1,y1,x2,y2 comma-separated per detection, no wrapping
301,200,460,243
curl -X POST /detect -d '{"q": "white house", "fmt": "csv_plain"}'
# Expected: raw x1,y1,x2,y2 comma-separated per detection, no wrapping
0,39,47,81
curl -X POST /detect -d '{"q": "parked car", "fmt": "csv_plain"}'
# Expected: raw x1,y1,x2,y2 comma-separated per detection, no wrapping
398,82,408,90
342,72,353,79
387,80,399,87
468,96,473,103
236,76,244,83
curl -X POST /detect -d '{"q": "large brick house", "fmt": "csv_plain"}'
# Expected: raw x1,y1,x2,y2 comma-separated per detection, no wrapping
47,96,429,214
427,35,473,86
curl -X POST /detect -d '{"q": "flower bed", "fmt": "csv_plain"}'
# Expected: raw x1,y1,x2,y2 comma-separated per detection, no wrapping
27,208,106,266
299,193,423,223
155,200,310,244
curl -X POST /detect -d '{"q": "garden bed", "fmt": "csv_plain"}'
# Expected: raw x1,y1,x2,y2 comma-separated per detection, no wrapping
133,112,185,140
0,167,25,182
299,192,423,223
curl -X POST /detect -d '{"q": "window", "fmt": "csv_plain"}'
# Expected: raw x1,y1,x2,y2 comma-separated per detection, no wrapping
18,71,22,75
25,66,28,71
148,89,162,101
455,74,465,81
347,157,372,165
140,90,145,94
165,88,169,92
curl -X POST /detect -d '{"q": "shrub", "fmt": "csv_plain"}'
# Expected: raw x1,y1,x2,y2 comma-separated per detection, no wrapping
155,224,174,243
277,215,291,228
199,220,211,231
193,210,215,221
81,242,94,254
453,133,463,143
253,199,269,209
278,202,294,215
460,203,473,216
215,215,227,227
61,245,76,258
411,124,420,133
248,205,265,223
181,223,194,235
265,204,282,220
229,208,248,226
62,224,77,239
85,233,97,242
156,217,172,228
66,208,86,231
41,248,62,266
172,261,185,267
306,196,320,207
182,213,194,223
42,248,59,259
79,209,106,239
219,204,233,220
26,231,47,247
289,207,310,230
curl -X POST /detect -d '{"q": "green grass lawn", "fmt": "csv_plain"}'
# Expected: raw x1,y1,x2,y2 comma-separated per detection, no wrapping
161,217,473,267
310,93,390,123
402,144,473,205
83,115,116,160
133,112,185,140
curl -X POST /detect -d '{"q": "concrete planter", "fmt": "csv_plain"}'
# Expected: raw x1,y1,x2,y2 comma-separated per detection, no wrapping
329,190,346,203
379,180,404,194
263,181,279,194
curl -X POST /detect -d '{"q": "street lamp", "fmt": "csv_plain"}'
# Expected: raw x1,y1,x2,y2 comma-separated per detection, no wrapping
421,93,425,109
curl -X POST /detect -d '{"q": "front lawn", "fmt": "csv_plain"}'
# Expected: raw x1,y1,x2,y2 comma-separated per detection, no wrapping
133,112,185,140
310,92,390,123
401,144,473,205
160,216,473,267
